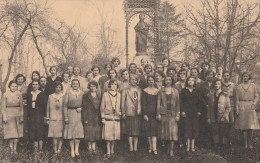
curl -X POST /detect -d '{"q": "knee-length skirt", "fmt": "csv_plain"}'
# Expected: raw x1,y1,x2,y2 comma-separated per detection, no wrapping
235,101,259,130
4,115,23,139
84,124,101,141
158,115,178,141
142,115,158,137
126,116,141,136
102,120,120,141
48,120,64,138
63,109,84,139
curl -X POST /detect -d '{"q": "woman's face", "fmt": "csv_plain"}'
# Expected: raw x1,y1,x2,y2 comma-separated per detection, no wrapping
156,65,163,71
242,74,249,82
147,77,155,87
40,78,47,87
113,59,120,67
55,85,62,93
87,73,94,82
155,72,163,82
165,76,173,87
32,81,39,91
130,77,138,86
179,71,187,81
136,69,142,76
89,84,97,92
163,59,169,67
122,71,129,81
191,69,198,78
110,82,117,91
72,81,80,90
32,73,39,81
215,81,222,90
17,77,24,85
74,67,80,76
63,74,70,83
168,70,176,77
109,70,116,79
207,72,214,82
144,66,152,74
93,67,100,76
187,77,195,87
182,64,188,70
202,64,209,71
129,65,136,74
50,67,57,76
223,73,230,82
10,83,18,92
67,66,73,74
105,65,111,72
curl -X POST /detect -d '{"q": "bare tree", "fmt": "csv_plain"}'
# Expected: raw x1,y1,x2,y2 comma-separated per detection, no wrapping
184,0,260,74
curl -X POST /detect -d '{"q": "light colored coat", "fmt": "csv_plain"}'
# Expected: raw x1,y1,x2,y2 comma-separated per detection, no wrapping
100,92,121,121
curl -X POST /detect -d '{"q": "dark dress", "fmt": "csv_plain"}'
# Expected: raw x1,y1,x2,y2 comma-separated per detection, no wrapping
180,88,201,138
46,76,63,94
82,92,101,141
27,91,47,141
141,90,158,137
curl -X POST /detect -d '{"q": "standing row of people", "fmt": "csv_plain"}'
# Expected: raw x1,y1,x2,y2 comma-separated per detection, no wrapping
1,57,259,158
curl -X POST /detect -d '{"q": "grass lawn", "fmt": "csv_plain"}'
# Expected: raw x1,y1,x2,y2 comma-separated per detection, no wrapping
0,122,259,162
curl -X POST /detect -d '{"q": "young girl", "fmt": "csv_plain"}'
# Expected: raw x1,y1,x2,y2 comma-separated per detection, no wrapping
157,76,180,156
180,77,201,152
100,79,121,157
82,81,101,153
121,75,142,152
46,81,64,154
2,81,24,154
141,76,159,154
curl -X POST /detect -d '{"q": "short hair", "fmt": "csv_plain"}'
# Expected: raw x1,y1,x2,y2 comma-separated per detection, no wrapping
91,65,101,72
206,69,215,77
146,75,155,83
31,71,40,80
121,69,129,77
32,79,40,85
177,69,187,77
181,62,190,69
129,74,138,80
15,74,26,83
62,71,71,79
71,79,80,87
107,69,118,79
104,64,111,69
144,64,152,70
73,66,81,74
201,62,210,69
8,80,17,88
191,67,200,74
163,76,175,86
162,57,170,66
85,71,94,78
39,76,47,80
154,70,166,78
108,79,118,89
136,67,143,75
222,71,230,76
88,80,98,89
129,63,137,68
185,76,196,88
213,79,222,88
241,72,252,80
53,81,63,91
49,66,57,73
166,66,177,75
111,57,120,65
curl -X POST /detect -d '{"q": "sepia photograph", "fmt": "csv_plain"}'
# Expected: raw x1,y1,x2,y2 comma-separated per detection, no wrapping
0,0,259,162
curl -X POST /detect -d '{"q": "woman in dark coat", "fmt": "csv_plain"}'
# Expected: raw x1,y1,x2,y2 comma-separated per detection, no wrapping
46,66,63,94
180,76,201,152
82,81,101,153
27,80,48,152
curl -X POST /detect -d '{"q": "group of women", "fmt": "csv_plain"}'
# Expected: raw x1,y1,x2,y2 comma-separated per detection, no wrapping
1,57,259,159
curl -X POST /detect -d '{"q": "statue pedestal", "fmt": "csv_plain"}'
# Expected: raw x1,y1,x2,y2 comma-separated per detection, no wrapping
133,55,152,68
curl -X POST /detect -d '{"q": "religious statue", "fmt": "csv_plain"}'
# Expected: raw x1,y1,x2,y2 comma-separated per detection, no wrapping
135,14,149,56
